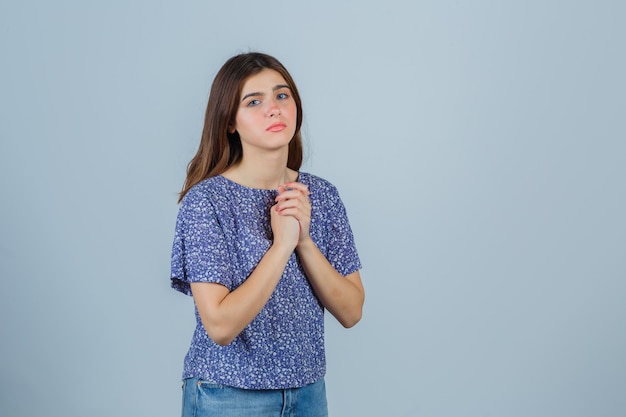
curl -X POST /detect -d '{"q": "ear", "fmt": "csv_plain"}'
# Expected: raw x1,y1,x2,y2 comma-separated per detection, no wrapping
228,123,236,134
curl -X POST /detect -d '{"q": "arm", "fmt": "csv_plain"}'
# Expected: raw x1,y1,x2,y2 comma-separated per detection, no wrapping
275,182,365,328
191,205,300,346
296,239,364,327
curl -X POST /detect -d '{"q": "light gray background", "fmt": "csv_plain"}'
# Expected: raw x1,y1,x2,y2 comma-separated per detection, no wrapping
1,1,624,416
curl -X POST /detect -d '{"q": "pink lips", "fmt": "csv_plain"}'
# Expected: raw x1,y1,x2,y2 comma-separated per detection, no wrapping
266,122,287,132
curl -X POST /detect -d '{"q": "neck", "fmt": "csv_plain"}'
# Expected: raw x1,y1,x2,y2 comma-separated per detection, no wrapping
224,148,294,190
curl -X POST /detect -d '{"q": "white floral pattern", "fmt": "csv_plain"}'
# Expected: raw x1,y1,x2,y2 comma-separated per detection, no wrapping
171,172,361,389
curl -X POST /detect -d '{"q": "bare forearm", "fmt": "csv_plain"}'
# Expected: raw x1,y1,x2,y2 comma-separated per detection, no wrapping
296,238,364,328
192,243,293,345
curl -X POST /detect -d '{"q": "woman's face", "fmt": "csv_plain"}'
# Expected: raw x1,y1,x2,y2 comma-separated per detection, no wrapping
230,69,297,154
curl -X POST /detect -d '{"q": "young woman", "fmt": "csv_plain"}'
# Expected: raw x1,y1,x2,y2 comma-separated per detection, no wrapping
170,52,364,417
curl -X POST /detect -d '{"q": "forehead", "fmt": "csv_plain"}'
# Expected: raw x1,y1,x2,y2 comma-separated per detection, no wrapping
240,69,288,95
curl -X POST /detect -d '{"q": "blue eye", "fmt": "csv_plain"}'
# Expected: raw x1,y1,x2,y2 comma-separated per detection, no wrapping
247,99,261,107
277,92,289,100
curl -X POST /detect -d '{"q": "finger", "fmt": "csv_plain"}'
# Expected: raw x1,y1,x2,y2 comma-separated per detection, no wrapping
275,189,310,203
276,199,307,214
276,195,310,213
278,209,311,228
276,191,311,207
282,182,310,195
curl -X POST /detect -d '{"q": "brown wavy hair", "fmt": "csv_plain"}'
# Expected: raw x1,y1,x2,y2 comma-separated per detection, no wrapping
178,52,304,202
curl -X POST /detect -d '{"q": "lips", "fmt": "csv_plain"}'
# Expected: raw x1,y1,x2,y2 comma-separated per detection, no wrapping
266,122,287,132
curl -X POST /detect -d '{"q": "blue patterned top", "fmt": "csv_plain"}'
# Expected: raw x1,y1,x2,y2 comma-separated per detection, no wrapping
171,172,361,389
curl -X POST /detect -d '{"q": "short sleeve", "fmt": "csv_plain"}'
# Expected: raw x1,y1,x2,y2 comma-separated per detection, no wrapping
324,185,362,277
170,188,234,295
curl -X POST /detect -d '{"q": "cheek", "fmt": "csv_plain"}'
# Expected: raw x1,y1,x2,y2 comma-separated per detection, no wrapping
284,102,298,119
235,113,257,131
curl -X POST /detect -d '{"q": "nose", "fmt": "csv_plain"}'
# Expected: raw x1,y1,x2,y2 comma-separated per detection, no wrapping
266,99,281,118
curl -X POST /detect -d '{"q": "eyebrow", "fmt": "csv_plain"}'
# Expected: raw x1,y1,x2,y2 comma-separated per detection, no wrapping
241,84,291,102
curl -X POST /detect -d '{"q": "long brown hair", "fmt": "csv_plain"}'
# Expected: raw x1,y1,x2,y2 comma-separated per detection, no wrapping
179,52,304,202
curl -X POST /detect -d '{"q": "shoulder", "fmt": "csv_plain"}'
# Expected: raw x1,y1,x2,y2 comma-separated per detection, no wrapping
299,172,346,211
177,177,231,221
181,176,228,205
298,172,339,195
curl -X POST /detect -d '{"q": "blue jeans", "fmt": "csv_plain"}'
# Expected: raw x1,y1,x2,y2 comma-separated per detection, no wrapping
181,378,328,417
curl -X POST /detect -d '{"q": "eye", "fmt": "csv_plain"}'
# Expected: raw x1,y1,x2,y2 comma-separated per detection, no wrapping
277,92,289,100
247,99,261,107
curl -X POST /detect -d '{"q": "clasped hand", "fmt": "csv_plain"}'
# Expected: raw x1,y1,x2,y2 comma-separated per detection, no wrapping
270,182,311,250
